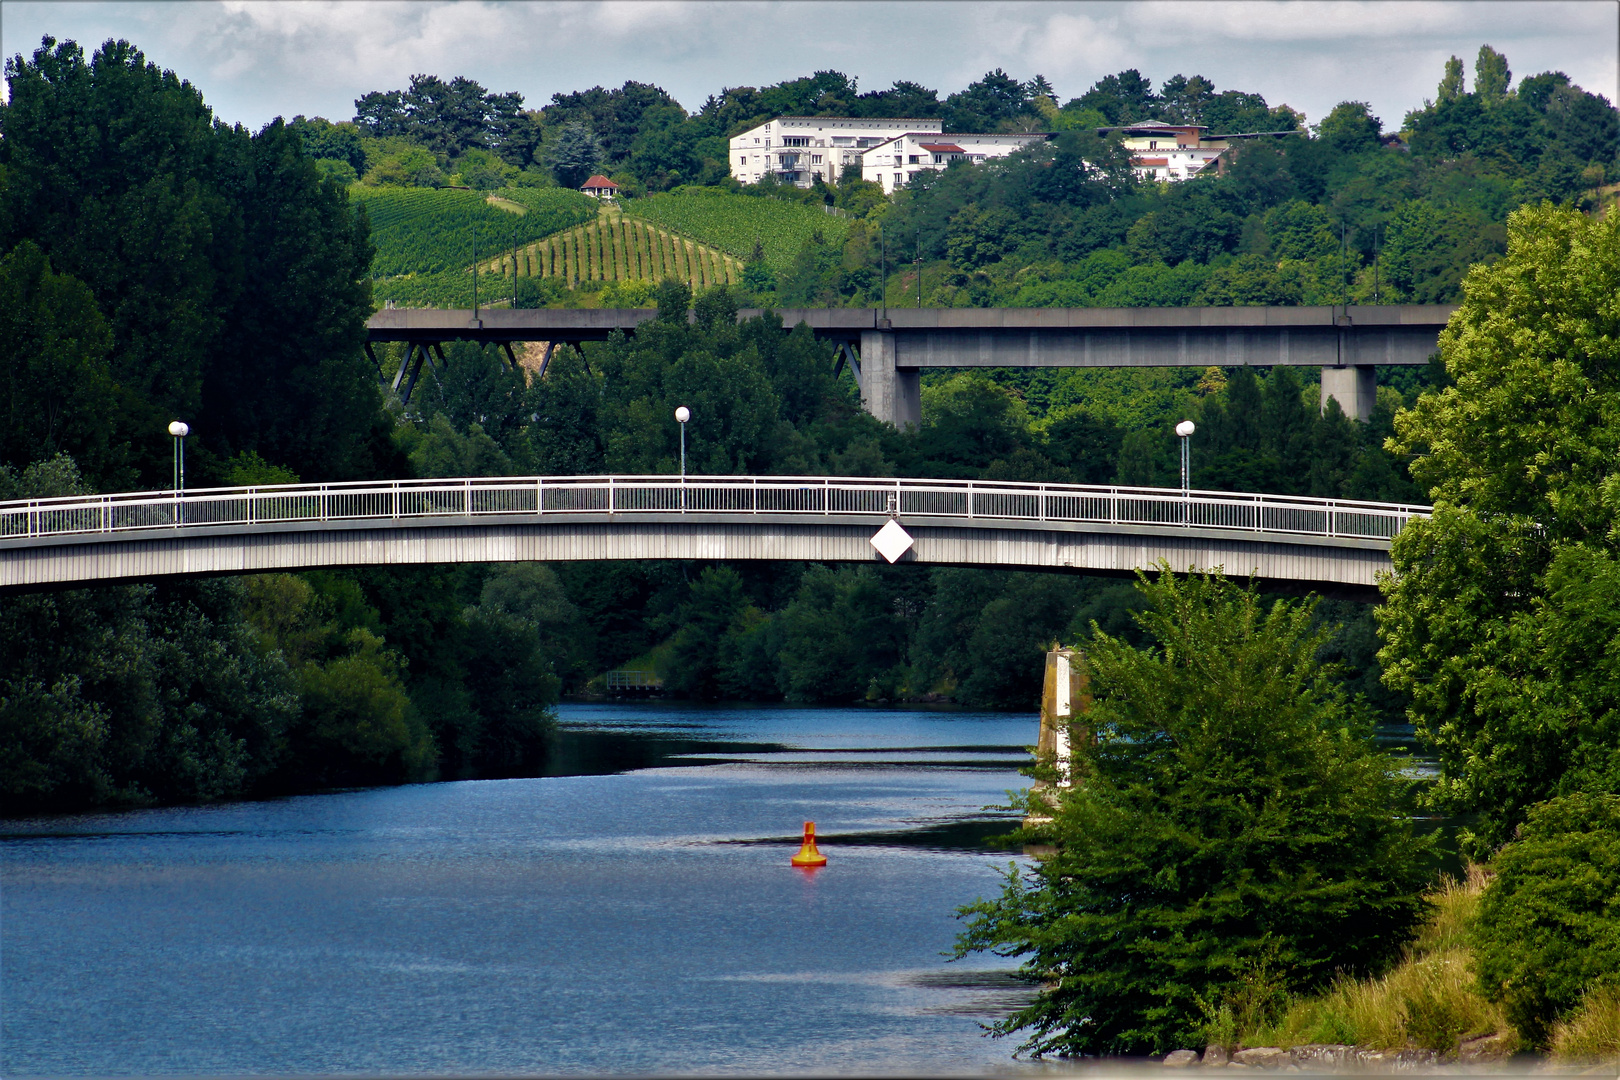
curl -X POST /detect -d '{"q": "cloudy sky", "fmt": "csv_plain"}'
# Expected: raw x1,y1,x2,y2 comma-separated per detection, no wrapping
2,1,1615,132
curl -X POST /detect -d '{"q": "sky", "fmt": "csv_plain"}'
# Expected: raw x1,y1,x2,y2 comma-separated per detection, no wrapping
2,1,1616,133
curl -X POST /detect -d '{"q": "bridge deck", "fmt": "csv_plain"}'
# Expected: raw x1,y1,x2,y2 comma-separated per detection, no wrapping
1,476,1425,594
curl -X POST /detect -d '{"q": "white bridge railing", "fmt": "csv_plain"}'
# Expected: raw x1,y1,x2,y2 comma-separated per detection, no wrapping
0,475,1429,545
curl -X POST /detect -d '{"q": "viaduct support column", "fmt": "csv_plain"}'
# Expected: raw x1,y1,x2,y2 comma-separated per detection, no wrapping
859,329,921,431
1321,365,1377,421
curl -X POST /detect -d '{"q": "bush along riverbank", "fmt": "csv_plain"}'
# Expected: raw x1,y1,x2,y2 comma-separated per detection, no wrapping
1160,861,1620,1069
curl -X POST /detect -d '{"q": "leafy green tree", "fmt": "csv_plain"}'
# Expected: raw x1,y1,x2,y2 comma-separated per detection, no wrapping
1438,56,1466,102
1379,204,1620,856
945,69,1037,132
774,566,909,701
1474,45,1512,100
1473,792,1620,1047
663,566,752,699
545,121,605,189
295,628,433,785
955,570,1432,1057
1073,69,1159,124
0,241,115,474
1315,102,1382,153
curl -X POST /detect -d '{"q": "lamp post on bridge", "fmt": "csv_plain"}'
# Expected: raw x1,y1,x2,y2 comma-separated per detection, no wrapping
675,406,690,510
168,420,189,524
1176,419,1195,523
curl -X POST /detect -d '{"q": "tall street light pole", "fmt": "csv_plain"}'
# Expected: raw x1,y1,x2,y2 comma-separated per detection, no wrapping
1175,420,1195,517
675,406,690,509
168,420,189,523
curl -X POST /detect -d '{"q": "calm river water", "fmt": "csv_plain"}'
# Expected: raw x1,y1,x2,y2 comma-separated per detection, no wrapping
2,704,1046,1076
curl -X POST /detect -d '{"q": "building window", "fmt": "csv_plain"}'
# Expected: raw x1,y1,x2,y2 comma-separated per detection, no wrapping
908,155,920,164
782,136,809,147
894,173,902,186
811,155,822,164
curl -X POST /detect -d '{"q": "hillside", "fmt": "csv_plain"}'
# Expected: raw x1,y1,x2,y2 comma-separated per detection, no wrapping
623,189,850,270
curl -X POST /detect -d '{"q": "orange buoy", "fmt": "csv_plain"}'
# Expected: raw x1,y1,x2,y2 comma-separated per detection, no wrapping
790,821,827,867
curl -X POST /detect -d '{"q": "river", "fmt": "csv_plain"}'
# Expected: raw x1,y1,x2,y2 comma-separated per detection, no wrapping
2,703,1045,1076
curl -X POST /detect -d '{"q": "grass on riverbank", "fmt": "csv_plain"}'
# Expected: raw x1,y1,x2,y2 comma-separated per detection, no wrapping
1236,866,1518,1054
1552,985,1620,1062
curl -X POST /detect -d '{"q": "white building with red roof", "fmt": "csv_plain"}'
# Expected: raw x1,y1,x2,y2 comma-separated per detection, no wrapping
581,175,619,199
859,131,1052,193
729,117,944,187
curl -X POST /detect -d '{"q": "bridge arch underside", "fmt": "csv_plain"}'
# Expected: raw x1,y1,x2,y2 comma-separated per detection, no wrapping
1,515,1390,600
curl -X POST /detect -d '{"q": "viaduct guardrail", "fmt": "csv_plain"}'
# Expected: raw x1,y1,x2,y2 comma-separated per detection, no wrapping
0,476,1427,594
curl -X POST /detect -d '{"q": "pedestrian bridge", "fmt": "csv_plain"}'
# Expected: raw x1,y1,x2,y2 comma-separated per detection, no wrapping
0,476,1427,595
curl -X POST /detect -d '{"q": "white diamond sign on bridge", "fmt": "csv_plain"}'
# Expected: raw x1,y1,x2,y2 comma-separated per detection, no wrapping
870,519,914,564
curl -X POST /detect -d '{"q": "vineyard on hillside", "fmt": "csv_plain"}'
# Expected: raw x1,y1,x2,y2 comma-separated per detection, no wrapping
486,207,741,292
354,186,597,276
360,186,744,307
623,190,850,270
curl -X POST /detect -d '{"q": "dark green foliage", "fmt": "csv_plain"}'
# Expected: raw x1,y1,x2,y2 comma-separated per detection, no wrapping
0,35,382,486
954,571,1432,1057
355,73,537,165
0,574,300,813
1473,793,1620,1047
943,69,1037,132
544,122,606,189
0,241,116,477
1380,205,1620,857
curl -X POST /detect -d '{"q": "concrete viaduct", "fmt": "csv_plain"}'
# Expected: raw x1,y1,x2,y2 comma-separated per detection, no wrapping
366,304,1454,427
0,475,1426,599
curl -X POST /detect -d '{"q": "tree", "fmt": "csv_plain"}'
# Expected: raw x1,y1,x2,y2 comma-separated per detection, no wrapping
1474,45,1512,100
1315,101,1382,152
0,241,115,474
545,121,605,189
1379,204,1620,856
955,570,1432,1057
1438,56,1466,103
944,69,1034,132
1074,69,1159,124
1472,792,1620,1048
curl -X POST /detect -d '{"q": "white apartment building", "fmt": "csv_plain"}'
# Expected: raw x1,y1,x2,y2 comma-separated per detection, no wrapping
729,117,943,187
859,131,1052,194
1106,120,1229,181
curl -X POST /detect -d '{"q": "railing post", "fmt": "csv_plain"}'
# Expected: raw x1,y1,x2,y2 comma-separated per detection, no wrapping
823,479,829,515
321,485,329,523
968,483,974,519
1040,484,1047,522
752,476,758,514
464,479,471,517
536,477,544,516
609,477,616,514
102,497,109,534
392,481,400,520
